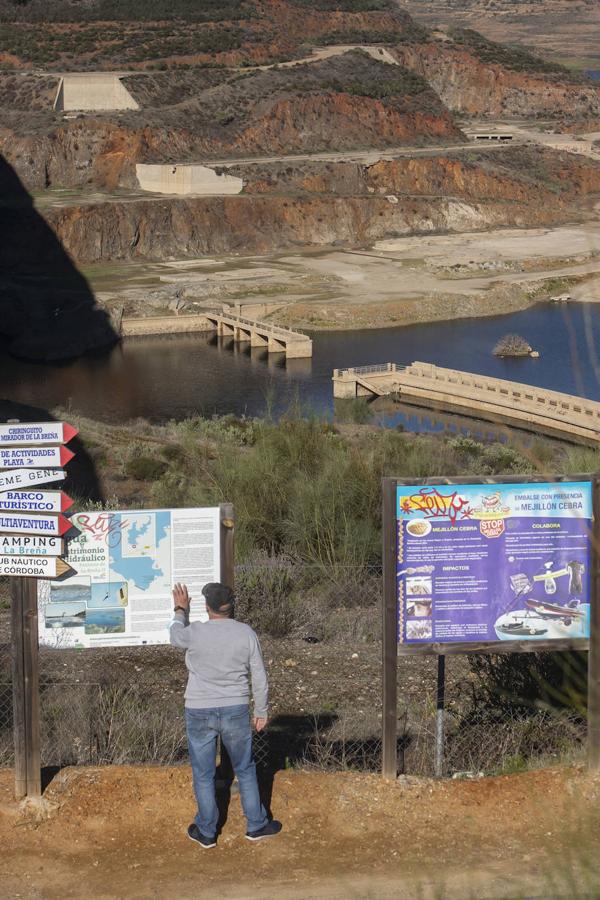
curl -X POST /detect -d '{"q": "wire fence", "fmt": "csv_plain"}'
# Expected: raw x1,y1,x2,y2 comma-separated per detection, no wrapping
0,566,589,778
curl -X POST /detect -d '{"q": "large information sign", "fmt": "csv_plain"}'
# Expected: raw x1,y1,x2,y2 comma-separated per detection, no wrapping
38,506,221,648
396,480,592,647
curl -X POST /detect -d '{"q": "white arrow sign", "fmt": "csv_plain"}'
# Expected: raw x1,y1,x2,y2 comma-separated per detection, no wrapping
0,446,74,469
0,513,72,536
0,491,73,513
0,469,67,493
0,422,78,446
0,555,75,578
0,535,64,556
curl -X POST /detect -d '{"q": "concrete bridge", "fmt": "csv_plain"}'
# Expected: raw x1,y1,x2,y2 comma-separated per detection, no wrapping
333,361,600,446
205,312,312,358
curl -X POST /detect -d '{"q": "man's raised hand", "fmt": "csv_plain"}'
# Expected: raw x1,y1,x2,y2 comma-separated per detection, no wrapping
172,583,191,611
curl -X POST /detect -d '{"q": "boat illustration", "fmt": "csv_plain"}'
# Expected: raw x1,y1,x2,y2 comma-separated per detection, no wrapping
524,598,585,625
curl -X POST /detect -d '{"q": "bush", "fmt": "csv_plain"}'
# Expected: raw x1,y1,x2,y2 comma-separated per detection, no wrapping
493,333,532,356
126,455,168,480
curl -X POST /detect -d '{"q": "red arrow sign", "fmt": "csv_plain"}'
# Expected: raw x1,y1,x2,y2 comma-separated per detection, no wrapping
59,446,75,466
57,513,72,535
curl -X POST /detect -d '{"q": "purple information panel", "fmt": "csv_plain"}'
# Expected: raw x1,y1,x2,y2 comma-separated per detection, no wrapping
396,481,592,645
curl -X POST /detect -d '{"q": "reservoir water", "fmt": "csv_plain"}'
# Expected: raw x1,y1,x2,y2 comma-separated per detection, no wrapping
3,301,600,425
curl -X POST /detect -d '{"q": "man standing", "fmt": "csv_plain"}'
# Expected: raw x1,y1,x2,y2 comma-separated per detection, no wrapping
170,581,282,848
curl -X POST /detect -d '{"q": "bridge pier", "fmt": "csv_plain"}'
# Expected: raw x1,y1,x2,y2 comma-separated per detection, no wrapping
206,311,312,358
250,331,268,348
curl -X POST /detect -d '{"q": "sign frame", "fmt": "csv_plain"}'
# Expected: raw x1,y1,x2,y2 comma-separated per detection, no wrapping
381,474,600,778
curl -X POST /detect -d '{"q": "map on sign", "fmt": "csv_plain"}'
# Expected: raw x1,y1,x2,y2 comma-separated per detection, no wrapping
38,506,221,648
109,511,171,592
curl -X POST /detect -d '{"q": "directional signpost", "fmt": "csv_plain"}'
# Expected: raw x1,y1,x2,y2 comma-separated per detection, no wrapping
0,512,72,536
0,422,78,446
0,536,64,556
0,468,67,493
2,421,79,801
0,446,74,469
0,491,73,513
0,556,75,578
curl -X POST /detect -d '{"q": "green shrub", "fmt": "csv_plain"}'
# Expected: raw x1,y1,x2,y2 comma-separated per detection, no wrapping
126,455,168,480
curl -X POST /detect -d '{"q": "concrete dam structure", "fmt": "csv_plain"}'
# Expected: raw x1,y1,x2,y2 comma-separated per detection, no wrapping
333,361,600,446
54,74,139,111
136,164,243,196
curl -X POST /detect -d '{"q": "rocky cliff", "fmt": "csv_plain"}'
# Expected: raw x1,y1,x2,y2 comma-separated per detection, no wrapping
39,191,588,265
393,41,600,117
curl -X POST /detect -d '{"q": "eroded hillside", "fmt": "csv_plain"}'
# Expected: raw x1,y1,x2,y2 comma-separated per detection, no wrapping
30,148,600,264
0,52,464,191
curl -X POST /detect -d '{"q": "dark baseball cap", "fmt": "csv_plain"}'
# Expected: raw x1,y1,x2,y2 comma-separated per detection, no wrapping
202,582,234,613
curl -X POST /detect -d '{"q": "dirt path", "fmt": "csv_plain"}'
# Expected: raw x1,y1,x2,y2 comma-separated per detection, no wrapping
1,765,599,898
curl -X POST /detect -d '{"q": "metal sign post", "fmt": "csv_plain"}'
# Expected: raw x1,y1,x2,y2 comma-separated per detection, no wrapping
588,478,600,771
382,478,398,779
434,655,446,778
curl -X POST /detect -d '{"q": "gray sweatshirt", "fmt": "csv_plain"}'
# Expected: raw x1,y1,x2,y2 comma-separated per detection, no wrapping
169,612,269,717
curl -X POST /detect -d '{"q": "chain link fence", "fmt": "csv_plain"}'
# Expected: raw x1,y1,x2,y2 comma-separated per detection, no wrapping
0,567,589,778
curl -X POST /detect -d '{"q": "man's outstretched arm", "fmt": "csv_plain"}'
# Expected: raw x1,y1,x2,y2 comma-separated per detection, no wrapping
170,582,192,649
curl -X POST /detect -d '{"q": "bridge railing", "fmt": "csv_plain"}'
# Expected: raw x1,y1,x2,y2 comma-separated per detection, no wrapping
215,312,309,340
334,363,404,377
401,363,600,431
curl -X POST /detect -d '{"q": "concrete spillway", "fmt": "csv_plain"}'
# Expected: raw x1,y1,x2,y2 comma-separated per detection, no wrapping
136,164,243,196
54,74,139,111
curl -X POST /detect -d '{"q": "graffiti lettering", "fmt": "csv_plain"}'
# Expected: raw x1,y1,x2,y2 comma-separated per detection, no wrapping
75,512,130,547
401,488,472,525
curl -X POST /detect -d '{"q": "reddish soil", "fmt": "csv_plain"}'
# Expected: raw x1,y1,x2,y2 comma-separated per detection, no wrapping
1,764,599,898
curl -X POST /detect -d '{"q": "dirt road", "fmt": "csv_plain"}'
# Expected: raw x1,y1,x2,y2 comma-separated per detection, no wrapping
1,765,599,899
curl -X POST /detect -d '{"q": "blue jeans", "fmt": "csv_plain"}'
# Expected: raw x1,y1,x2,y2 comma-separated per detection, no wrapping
185,704,268,837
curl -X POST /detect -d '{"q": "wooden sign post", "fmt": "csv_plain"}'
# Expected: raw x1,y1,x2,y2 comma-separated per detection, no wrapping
220,502,235,591
11,578,41,800
3,420,79,800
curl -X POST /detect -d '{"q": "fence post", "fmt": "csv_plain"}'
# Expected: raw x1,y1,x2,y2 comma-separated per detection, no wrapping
11,577,41,800
382,478,398,779
434,654,446,778
219,503,235,590
588,477,600,771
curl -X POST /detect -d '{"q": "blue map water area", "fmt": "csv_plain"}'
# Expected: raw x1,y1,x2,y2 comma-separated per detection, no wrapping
110,511,171,590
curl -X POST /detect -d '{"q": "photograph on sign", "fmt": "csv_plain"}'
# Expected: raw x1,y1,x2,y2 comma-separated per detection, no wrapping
396,481,592,646
37,506,221,648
